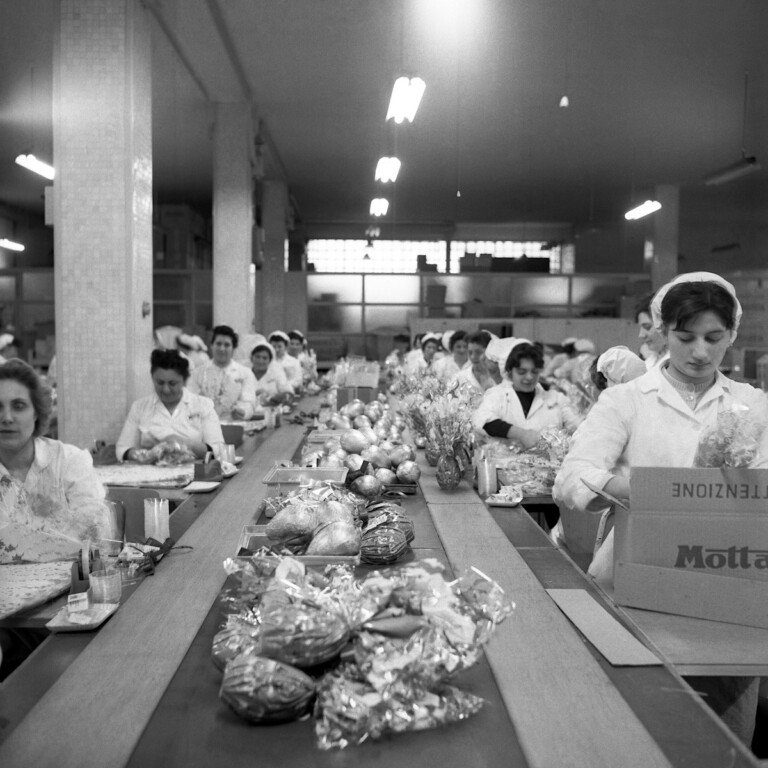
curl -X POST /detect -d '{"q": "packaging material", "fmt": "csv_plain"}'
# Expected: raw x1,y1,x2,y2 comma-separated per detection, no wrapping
336,387,377,408
614,466,768,628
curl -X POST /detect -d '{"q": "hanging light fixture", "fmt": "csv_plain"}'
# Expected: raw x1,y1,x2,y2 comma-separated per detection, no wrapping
0,238,25,252
370,198,389,216
375,157,401,183
15,153,55,180
386,77,426,123
624,200,662,220
704,71,761,186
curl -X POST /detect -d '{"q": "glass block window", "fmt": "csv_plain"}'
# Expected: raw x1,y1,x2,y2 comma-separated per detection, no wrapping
306,240,447,273
449,241,558,274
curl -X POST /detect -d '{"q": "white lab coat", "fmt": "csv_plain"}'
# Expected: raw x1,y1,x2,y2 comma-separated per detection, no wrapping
472,379,579,441
276,354,303,392
553,365,768,587
432,355,469,381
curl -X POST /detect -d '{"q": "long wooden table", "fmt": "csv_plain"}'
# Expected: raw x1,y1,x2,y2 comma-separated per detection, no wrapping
0,418,760,767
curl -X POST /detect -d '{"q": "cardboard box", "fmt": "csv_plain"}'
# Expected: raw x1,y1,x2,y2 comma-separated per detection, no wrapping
336,387,377,407
614,467,768,629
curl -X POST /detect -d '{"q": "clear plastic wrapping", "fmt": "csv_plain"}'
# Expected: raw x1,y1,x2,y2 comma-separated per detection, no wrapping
694,405,767,468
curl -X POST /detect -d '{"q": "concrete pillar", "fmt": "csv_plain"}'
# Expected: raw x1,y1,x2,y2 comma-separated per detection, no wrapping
212,102,254,335
258,181,289,333
650,184,679,290
53,0,154,447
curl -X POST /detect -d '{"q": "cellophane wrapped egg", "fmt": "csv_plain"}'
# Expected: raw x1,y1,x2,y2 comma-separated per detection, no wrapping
220,654,315,724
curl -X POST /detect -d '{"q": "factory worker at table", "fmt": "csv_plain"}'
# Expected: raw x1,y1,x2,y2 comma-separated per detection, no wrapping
432,330,470,381
551,345,646,567
541,336,577,380
250,342,293,405
453,330,498,393
117,349,224,462
269,331,303,393
404,332,441,376
553,272,768,744
472,338,580,450
635,292,669,370
187,325,258,421
0,360,113,678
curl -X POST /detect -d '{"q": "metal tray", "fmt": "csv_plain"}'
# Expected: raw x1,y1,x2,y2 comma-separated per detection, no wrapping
262,466,348,485
236,524,359,565
305,429,346,444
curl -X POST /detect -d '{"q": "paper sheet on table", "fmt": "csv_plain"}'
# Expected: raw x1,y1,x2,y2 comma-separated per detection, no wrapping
94,463,194,488
0,561,73,619
547,588,661,666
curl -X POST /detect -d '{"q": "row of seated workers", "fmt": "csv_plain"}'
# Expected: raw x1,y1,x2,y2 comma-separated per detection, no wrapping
2,271,768,751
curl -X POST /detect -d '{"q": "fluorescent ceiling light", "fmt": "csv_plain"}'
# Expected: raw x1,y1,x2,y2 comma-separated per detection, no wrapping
704,156,761,186
386,77,426,124
624,200,662,220
0,238,25,252
375,157,401,183
15,153,55,180
370,198,389,216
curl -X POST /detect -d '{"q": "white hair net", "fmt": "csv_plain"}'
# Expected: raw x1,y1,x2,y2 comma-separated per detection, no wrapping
484,337,533,368
574,338,596,354
650,272,742,342
596,346,646,387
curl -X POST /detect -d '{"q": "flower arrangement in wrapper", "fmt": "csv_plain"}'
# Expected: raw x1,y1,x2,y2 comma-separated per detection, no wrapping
314,664,483,749
694,404,767,468
314,559,514,749
397,372,451,439
421,381,480,489
220,556,351,669
215,556,513,749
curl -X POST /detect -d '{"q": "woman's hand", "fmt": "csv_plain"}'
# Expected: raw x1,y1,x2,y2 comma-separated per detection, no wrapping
507,425,540,450
163,435,207,460
231,405,247,420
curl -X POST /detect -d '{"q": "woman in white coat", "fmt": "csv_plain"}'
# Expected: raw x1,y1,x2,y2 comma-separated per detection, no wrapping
472,339,580,449
553,271,768,744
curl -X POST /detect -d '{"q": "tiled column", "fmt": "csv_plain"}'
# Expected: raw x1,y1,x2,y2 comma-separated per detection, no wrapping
53,0,154,447
650,184,679,290
258,180,289,333
212,102,254,336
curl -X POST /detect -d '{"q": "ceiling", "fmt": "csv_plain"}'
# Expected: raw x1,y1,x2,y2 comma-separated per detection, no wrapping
2,0,768,242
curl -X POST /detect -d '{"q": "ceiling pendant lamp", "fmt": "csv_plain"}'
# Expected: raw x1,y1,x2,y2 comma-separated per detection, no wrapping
0,238,25,252
375,157,401,182
386,77,426,123
624,200,662,220
370,198,389,216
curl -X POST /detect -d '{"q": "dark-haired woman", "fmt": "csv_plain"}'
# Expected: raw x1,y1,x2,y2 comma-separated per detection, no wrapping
472,339,579,449
0,359,109,563
250,343,293,405
553,272,768,745
187,325,257,420
0,359,112,678
433,330,470,381
635,292,669,369
453,330,497,392
117,349,224,462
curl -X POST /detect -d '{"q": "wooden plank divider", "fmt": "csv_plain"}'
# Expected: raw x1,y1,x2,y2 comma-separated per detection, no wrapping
428,499,673,768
